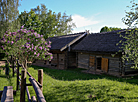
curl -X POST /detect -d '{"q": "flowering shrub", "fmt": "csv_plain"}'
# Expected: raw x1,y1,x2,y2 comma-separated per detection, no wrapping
1,27,53,68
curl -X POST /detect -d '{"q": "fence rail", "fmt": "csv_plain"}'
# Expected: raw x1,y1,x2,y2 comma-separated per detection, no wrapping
16,60,46,102
0,58,46,102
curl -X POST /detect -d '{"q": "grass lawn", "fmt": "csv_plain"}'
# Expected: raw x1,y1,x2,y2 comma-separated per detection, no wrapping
1,65,138,102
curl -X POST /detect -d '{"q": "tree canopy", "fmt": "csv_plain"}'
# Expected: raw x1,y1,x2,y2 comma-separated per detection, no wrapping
18,4,76,39
0,0,20,38
100,26,121,33
120,0,138,68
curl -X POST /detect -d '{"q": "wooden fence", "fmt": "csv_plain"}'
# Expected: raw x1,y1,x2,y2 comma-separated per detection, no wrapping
0,58,46,102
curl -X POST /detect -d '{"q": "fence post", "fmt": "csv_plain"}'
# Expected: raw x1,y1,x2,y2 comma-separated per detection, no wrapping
16,60,19,90
20,70,26,102
38,69,43,91
12,58,14,77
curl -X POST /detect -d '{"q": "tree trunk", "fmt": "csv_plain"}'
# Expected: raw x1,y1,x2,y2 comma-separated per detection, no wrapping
25,59,27,69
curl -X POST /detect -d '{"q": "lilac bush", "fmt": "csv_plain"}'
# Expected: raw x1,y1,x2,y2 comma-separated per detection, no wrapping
1,27,53,68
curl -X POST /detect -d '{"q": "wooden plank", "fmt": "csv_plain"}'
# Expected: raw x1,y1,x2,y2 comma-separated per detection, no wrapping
1,86,13,102
101,58,108,72
29,77,46,102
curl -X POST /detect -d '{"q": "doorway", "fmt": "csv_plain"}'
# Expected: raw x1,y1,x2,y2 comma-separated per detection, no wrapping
97,57,102,70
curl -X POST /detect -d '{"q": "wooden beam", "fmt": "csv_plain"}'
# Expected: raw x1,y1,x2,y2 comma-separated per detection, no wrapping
1,86,13,102
26,86,31,102
29,77,46,102
38,69,43,92
60,32,87,51
16,60,19,90
20,70,26,102
31,96,37,102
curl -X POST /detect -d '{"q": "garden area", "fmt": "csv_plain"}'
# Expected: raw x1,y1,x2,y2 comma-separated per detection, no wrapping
1,65,138,102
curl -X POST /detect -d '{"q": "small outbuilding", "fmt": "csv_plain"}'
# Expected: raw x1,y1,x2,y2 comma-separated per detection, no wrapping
72,30,138,76
33,30,138,76
33,32,88,69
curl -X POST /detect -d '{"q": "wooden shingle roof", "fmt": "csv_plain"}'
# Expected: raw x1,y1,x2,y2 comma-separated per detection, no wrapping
72,30,126,52
49,32,86,50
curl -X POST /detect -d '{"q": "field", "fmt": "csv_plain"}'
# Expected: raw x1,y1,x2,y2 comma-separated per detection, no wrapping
1,65,138,102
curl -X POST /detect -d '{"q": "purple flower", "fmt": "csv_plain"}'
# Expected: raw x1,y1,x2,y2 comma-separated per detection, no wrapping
47,45,51,48
26,46,30,49
41,35,43,37
34,52,36,55
44,48,46,51
21,25,24,29
31,29,34,32
7,41,10,43
37,53,40,57
49,41,51,44
39,46,42,50
11,41,14,44
34,46,37,50
38,34,40,38
31,44,34,49
50,56,53,59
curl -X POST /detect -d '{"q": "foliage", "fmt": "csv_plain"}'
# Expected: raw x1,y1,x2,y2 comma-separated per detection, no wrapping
18,10,42,34
0,0,20,38
0,27,52,68
100,26,121,33
100,26,111,33
121,0,138,68
1,66,138,101
18,4,76,39
0,0,20,53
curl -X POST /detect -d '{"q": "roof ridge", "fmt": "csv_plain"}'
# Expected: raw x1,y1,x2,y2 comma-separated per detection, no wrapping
49,32,85,38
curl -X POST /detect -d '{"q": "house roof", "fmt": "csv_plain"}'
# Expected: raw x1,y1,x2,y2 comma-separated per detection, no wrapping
49,32,86,50
72,30,126,52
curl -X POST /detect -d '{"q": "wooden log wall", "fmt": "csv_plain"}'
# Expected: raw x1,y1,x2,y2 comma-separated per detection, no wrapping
107,57,121,76
124,63,138,74
68,52,77,68
58,54,65,69
51,54,58,65
77,52,122,76
78,53,89,69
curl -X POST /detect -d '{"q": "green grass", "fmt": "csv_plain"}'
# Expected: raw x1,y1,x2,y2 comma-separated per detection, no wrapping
1,66,138,101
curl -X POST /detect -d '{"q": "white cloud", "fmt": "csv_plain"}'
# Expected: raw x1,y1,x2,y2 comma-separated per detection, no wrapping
72,14,99,28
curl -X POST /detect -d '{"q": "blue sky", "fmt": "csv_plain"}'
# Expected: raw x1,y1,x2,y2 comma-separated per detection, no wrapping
19,0,134,33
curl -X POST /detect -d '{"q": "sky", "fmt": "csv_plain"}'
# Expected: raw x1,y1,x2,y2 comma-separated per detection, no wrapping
18,0,134,33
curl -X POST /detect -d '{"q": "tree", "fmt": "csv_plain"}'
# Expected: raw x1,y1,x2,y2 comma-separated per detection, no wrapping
18,10,42,34
100,26,111,33
0,0,20,38
1,27,52,68
120,0,138,68
100,26,121,33
19,4,76,39
109,27,121,31
0,0,20,53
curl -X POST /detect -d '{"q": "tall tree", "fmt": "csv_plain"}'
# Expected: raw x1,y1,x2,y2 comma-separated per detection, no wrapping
120,0,138,68
0,0,20,38
0,0,20,53
19,4,76,39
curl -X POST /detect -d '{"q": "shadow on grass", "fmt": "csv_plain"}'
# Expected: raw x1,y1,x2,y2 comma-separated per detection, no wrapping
31,65,138,85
